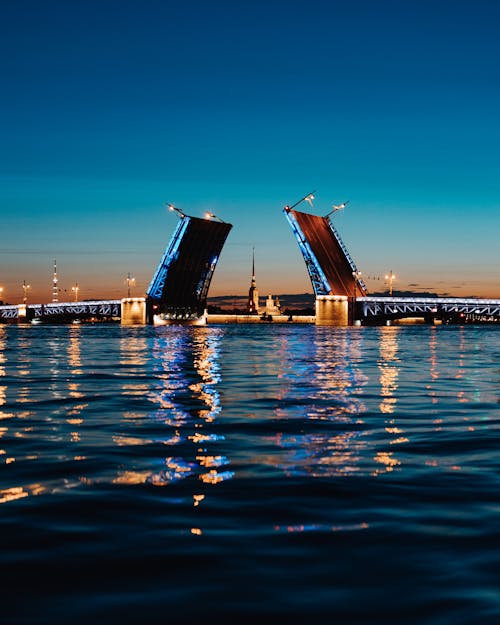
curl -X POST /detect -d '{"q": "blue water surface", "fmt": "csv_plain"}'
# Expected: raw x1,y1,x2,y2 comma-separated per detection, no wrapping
0,324,498,624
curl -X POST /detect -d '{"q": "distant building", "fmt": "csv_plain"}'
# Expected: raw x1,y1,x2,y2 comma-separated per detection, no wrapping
246,248,259,314
265,295,281,316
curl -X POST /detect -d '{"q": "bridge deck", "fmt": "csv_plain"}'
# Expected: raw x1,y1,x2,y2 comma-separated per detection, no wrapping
147,215,232,315
358,296,500,317
284,208,366,297
0,300,121,320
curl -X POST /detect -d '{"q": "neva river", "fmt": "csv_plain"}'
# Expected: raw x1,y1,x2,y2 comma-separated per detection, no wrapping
0,324,499,624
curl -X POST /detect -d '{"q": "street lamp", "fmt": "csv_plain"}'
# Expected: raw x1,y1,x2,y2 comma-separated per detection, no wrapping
385,271,396,297
71,283,79,302
166,202,186,218
22,280,31,304
0,286,3,303
204,211,225,223
284,190,316,212
125,272,136,297
325,200,350,219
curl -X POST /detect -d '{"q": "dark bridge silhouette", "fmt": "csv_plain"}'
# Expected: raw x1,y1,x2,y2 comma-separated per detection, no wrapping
284,206,367,298
146,213,232,322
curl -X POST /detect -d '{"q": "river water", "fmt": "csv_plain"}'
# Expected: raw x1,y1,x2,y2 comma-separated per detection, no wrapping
0,324,498,624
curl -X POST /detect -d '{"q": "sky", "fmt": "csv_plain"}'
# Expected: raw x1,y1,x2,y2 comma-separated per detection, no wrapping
1,0,499,304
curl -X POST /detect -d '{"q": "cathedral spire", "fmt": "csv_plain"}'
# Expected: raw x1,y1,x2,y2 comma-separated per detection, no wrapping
247,247,259,314
251,246,256,285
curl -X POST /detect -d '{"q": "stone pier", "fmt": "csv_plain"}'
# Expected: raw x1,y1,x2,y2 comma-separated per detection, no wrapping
121,298,147,325
315,295,349,326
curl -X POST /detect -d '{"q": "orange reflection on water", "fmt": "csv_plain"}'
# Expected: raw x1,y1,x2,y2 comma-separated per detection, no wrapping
0,482,46,505
189,331,222,423
0,486,29,504
16,333,32,404
112,470,151,485
68,327,82,374
373,451,401,475
455,326,465,380
378,328,399,415
112,435,153,446
426,326,439,404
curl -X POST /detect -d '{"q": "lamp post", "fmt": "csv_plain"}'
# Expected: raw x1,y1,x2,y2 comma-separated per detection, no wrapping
0,286,3,304
385,271,396,297
22,280,31,305
325,200,350,219
71,283,79,302
166,202,186,218
284,190,316,212
125,273,136,298
204,211,225,223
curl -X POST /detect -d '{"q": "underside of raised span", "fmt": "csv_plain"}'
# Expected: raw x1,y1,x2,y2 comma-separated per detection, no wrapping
284,207,367,298
146,215,232,316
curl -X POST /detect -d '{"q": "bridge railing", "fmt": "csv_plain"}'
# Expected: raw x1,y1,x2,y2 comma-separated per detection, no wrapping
0,300,122,320
358,297,500,317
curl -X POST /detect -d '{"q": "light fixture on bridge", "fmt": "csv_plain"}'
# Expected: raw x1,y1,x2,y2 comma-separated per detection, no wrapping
204,211,225,223
71,283,80,302
304,194,315,207
22,280,31,305
125,272,136,297
284,190,317,212
325,200,350,219
166,202,186,218
385,271,396,297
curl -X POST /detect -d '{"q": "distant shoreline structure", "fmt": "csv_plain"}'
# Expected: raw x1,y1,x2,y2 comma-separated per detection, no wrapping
206,289,487,313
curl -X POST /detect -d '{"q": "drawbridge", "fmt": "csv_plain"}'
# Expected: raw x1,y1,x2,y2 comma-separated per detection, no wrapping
147,211,232,322
283,201,367,298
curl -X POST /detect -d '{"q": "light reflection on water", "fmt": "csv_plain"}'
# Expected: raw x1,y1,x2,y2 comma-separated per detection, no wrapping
0,324,499,623
0,324,497,502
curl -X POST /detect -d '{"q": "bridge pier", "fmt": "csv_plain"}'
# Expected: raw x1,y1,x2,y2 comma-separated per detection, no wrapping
121,298,147,325
315,295,349,326
17,304,27,320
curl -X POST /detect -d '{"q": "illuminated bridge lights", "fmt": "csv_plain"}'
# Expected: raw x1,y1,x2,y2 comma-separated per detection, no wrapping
358,297,500,318
0,300,123,320
147,217,190,302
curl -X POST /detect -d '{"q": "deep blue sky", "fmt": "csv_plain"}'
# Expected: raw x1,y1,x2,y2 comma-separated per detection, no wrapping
1,0,499,303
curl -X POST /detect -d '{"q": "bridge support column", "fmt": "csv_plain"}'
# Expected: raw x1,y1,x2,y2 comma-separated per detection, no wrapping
17,304,27,321
121,298,147,325
315,295,348,326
